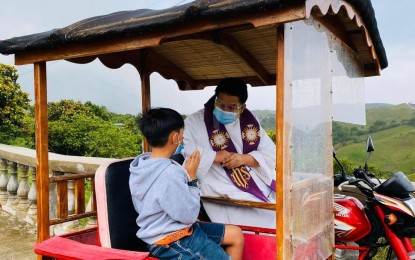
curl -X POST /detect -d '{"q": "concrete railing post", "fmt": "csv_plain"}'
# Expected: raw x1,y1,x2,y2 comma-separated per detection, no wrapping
67,179,75,215
27,167,37,216
49,171,62,220
6,162,19,206
17,164,31,210
0,158,9,205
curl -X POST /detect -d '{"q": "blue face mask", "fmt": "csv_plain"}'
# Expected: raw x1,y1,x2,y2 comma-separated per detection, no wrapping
173,142,184,155
213,107,238,125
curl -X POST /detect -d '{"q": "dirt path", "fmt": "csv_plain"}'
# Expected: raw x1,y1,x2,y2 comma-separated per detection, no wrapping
0,210,37,260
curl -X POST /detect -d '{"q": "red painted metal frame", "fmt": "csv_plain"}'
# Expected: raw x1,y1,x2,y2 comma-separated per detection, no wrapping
374,204,411,260
238,225,276,235
335,203,415,260
403,237,415,253
334,244,369,260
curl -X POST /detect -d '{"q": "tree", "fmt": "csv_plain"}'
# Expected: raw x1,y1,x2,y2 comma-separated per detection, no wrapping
266,130,276,143
46,100,143,158
0,64,30,125
48,114,142,157
48,99,95,121
0,64,31,144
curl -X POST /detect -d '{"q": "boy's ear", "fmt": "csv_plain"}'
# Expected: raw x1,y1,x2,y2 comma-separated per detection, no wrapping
168,131,175,143
169,131,179,144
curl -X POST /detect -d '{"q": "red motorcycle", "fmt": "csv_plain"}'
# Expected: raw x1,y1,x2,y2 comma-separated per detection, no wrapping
334,137,415,260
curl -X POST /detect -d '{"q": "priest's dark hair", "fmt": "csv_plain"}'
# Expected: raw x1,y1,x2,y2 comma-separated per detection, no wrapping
215,77,248,104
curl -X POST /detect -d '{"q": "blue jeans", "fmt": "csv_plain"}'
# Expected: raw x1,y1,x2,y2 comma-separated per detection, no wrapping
147,222,230,260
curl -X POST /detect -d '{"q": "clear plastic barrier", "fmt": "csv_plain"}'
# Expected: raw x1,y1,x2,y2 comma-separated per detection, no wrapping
331,39,366,125
284,18,334,259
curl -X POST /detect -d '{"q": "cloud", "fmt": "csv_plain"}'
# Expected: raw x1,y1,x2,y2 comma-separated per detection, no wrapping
365,47,415,104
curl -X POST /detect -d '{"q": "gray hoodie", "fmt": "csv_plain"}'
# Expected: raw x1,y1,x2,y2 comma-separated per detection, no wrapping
129,153,200,244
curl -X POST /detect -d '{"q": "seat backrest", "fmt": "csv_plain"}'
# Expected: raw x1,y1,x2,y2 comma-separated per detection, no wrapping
95,158,148,252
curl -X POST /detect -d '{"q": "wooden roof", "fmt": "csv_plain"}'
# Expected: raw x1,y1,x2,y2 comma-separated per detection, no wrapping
0,0,387,89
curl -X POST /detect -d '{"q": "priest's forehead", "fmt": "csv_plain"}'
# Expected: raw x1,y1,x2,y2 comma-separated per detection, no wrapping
216,92,241,105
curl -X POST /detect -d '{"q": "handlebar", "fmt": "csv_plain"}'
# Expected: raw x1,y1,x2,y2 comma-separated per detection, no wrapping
337,180,350,191
336,177,376,199
353,168,376,188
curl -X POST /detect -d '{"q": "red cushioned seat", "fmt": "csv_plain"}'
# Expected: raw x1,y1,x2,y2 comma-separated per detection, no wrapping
34,236,149,260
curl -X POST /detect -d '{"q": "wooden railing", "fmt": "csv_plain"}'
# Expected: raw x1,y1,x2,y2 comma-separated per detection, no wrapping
0,144,114,235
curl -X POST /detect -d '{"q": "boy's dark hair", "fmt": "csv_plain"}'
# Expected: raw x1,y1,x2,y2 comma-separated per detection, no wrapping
215,77,248,104
138,108,184,147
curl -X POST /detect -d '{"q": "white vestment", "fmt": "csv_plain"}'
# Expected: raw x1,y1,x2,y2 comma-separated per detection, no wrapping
183,109,276,229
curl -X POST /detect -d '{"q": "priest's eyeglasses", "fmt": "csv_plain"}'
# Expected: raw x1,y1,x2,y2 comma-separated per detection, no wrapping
214,98,243,113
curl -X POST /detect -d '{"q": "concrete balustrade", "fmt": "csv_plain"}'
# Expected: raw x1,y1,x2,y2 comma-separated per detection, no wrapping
17,164,30,210
7,162,18,207
0,143,115,235
0,158,8,204
27,166,37,216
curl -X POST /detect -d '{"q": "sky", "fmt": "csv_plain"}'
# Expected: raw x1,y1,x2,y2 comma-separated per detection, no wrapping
0,0,414,115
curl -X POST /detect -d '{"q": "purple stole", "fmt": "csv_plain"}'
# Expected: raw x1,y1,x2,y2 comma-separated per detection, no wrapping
204,96,275,202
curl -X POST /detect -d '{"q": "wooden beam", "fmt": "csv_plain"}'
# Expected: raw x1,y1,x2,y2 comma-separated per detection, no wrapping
194,76,276,90
90,178,96,213
162,31,273,85
49,172,95,182
140,63,151,153
98,49,142,69
57,182,68,219
34,62,49,257
217,32,273,85
146,49,197,90
314,15,357,54
276,25,285,260
74,179,86,214
201,196,276,210
14,5,305,65
50,211,97,225
65,56,97,64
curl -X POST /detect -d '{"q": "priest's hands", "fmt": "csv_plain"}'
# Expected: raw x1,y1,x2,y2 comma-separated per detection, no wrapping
221,153,246,169
185,150,201,180
219,152,260,169
214,150,231,164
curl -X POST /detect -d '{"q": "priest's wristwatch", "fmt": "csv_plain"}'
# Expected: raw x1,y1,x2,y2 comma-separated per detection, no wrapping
187,178,199,188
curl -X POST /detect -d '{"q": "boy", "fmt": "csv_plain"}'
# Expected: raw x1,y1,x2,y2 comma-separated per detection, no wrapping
129,108,244,260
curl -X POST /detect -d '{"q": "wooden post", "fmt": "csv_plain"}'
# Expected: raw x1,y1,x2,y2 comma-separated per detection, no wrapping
74,179,86,214
57,181,68,219
276,24,285,260
34,62,49,258
140,69,151,153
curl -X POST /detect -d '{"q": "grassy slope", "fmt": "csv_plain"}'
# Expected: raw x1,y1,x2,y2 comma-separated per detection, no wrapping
337,124,415,175
365,103,414,125
336,104,415,176
252,104,415,175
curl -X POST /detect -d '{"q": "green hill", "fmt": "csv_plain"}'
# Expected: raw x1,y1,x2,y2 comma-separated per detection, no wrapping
252,110,275,131
251,104,415,176
365,103,392,110
335,103,415,176
366,103,414,125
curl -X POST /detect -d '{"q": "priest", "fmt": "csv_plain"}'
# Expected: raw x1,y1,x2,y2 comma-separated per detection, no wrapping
183,78,276,229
